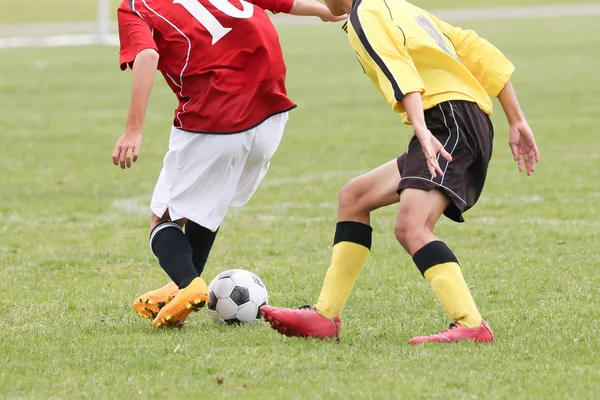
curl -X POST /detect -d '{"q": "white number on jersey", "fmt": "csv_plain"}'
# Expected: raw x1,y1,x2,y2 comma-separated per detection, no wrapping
174,0,254,45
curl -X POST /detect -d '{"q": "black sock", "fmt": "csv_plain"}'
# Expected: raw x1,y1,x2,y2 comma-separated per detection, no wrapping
185,220,218,277
150,222,198,289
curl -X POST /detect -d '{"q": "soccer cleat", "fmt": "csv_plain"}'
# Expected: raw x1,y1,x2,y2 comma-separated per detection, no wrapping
408,320,494,345
133,281,179,320
152,277,209,328
261,305,341,339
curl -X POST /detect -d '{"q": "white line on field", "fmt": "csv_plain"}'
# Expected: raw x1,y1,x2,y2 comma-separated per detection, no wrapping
2,3,600,49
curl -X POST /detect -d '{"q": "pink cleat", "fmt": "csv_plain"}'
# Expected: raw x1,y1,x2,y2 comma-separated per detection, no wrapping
409,320,494,345
261,305,341,339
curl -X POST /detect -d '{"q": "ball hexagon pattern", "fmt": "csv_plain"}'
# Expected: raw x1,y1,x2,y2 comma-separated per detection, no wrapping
207,269,268,324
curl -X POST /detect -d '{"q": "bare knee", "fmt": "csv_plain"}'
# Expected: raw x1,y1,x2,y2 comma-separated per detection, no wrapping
395,215,432,255
338,179,370,215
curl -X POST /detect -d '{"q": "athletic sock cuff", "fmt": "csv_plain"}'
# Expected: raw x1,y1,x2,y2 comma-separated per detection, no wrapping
412,241,459,276
333,221,373,250
150,221,182,254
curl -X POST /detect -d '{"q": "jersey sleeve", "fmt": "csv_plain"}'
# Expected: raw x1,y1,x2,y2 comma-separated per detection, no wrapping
348,7,425,114
432,15,515,98
249,0,294,14
117,1,159,71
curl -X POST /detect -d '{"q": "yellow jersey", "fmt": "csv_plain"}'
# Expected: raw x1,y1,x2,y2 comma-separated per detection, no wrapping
345,0,515,122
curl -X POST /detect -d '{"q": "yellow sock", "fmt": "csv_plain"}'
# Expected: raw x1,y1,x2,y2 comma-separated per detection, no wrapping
424,262,482,328
315,242,369,318
314,221,372,319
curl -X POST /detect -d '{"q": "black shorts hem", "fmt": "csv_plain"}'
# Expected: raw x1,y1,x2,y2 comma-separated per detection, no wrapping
397,177,466,223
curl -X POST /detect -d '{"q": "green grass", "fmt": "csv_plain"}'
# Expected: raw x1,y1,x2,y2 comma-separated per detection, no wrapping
1,13,600,400
1,0,599,23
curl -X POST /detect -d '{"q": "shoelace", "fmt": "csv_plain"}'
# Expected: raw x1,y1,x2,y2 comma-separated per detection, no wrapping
438,323,458,335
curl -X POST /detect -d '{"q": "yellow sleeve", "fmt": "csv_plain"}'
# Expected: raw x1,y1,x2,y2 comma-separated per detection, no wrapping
431,14,515,98
348,7,425,113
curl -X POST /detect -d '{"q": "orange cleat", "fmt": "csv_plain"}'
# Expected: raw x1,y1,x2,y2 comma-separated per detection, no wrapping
409,320,494,345
133,281,179,320
152,277,209,328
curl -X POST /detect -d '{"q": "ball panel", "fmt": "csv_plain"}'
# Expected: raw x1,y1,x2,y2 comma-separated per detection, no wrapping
207,291,218,311
236,302,259,323
213,278,235,299
251,274,265,288
215,297,238,320
248,284,268,305
256,302,266,320
217,269,242,280
230,270,255,288
230,286,250,306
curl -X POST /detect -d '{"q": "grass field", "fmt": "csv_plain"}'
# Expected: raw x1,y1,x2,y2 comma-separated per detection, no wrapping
1,2,600,399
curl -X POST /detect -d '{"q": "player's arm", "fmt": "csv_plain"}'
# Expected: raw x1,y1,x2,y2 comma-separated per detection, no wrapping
251,0,346,22
113,2,159,169
112,49,159,169
289,0,346,21
349,9,451,176
497,81,540,176
431,15,514,98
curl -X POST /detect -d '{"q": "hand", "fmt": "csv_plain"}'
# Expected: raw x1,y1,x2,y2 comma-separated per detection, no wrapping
508,120,540,176
112,130,143,169
320,13,348,22
414,127,453,178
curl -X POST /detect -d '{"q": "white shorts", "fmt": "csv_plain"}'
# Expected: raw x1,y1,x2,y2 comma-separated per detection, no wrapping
151,112,288,232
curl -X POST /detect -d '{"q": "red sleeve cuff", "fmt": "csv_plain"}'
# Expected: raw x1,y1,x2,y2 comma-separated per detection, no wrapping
120,47,159,70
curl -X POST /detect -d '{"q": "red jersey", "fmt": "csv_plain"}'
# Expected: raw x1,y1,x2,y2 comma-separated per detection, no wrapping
118,0,296,134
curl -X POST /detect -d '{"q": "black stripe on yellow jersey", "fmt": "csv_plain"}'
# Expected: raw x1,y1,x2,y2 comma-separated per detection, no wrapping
349,0,406,102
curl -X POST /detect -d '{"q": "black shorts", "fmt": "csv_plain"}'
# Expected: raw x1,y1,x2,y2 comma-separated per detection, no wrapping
397,101,494,223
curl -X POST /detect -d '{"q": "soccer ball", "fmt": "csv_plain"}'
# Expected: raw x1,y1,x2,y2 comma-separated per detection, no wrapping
207,269,268,324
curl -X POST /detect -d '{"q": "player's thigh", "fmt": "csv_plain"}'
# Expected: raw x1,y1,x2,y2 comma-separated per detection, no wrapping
230,113,288,207
341,158,402,212
397,187,449,231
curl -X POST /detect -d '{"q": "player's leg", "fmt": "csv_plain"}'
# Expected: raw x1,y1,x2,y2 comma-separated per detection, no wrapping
185,221,219,277
395,188,488,340
314,158,403,318
140,127,253,327
262,156,405,339
398,101,494,344
148,211,209,328
132,211,186,321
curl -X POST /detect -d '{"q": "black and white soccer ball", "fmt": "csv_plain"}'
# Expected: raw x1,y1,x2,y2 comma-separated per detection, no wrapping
207,269,268,324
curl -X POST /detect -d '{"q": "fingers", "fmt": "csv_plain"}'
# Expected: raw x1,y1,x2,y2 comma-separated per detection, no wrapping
533,143,541,162
439,148,453,163
524,152,534,176
112,145,120,166
124,146,134,168
517,154,524,173
112,143,136,169
509,142,520,162
424,154,443,179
